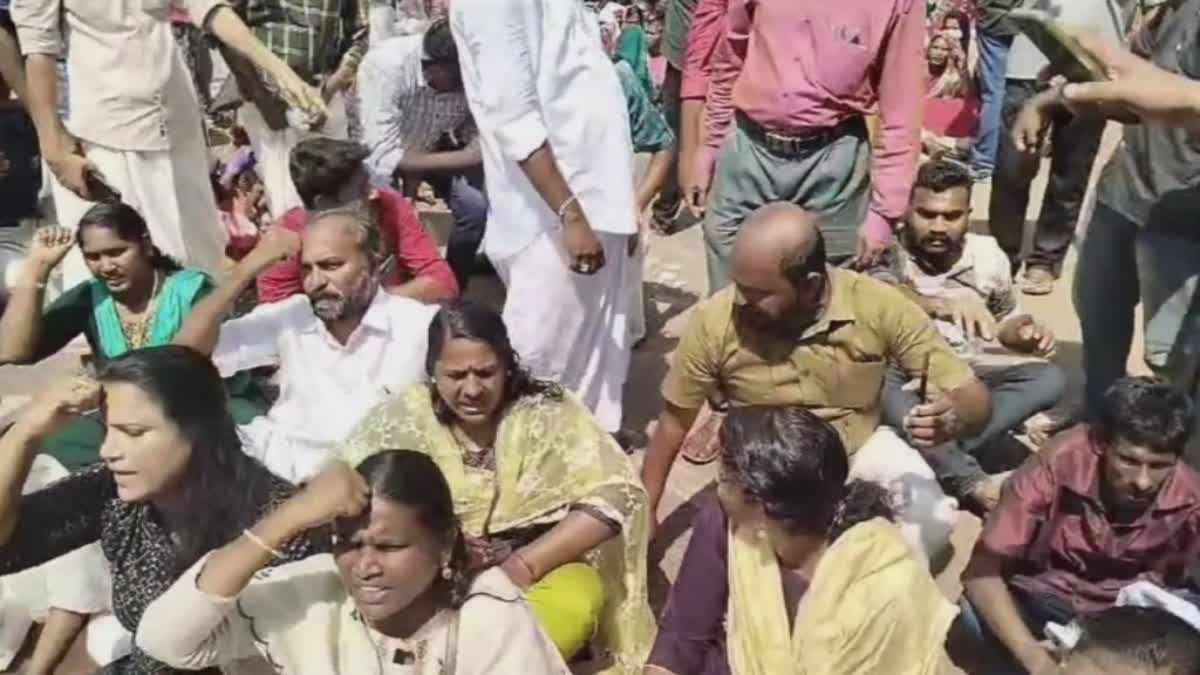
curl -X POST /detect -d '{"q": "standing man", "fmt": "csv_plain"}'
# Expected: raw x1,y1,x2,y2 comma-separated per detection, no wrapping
648,0,698,231
969,0,1019,182
988,0,1126,295
12,0,323,287
688,0,926,294
357,19,487,290
225,0,368,218
449,0,639,434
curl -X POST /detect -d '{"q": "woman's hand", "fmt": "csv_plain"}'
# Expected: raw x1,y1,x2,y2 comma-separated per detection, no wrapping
499,552,537,591
20,377,102,441
28,226,75,275
280,462,370,533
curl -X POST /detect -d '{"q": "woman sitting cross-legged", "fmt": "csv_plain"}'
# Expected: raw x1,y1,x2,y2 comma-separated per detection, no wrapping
0,203,263,470
137,450,571,674
645,405,958,675
0,346,326,674
339,300,655,673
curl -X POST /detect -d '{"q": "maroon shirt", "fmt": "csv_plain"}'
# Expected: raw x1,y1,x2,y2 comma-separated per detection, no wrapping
978,426,1200,615
647,497,808,675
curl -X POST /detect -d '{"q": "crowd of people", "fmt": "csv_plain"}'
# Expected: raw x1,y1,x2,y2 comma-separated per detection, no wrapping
1,0,1200,673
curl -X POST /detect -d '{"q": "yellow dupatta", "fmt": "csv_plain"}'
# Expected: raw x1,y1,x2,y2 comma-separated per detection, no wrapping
727,517,957,675
340,386,655,675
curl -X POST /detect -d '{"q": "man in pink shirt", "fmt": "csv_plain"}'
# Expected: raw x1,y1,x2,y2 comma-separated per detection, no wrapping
682,0,925,293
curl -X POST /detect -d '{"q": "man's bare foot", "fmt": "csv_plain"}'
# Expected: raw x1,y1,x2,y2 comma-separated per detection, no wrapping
968,471,1014,512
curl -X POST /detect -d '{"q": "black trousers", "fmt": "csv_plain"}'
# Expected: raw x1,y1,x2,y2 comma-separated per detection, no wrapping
987,78,1106,276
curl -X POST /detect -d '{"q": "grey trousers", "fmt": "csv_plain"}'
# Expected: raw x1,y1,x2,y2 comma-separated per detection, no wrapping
702,117,871,294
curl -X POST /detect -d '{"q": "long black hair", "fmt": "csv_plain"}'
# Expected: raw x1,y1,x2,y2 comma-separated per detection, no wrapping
355,450,473,607
719,405,894,541
425,300,561,425
76,202,181,273
95,345,277,571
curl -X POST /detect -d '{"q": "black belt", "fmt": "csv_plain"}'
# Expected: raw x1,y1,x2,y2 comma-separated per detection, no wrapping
736,111,866,157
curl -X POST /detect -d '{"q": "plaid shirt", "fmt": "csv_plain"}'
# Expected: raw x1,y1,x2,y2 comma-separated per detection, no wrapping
227,0,368,83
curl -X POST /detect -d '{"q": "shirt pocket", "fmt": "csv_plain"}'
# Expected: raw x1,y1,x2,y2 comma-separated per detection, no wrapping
810,358,886,410
801,15,875,99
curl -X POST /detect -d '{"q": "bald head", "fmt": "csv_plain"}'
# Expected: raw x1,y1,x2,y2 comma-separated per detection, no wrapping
733,203,825,283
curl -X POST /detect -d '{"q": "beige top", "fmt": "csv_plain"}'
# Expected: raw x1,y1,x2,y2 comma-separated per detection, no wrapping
662,267,976,454
11,0,223,152
136,554,570,675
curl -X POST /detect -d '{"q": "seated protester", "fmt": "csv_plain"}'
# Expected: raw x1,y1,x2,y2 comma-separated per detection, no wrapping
137,451,570,675
882,159,1065,511
640,202,992,564
173,205,438,482
357,18,487,290
340,301,655,669
0,346,326,675
256,137,459,305
1061,606,1200,675
645,405,958,675
0,204,264,469
213,145,267,262
962,377,1200,675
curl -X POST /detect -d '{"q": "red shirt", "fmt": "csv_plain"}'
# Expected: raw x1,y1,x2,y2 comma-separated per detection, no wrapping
978,426,1200,615
256,188,459,304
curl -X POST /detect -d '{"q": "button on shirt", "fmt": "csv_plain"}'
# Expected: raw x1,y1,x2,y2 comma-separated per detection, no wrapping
450,0,637,260
357,34,472,187
978,425,1200,615
704,0,926,236
212,289,437,480
12,0,216,152
662,267,975,453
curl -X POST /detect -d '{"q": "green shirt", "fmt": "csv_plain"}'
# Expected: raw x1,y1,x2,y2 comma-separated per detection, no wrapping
662,0,697,70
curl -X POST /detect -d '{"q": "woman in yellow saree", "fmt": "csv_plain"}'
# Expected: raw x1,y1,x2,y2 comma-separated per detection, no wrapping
341,300,654,674
645,405,958,675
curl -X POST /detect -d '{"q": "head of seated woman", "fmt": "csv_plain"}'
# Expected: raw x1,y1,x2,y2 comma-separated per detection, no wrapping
425,300,561,431
77,202,180,297
336,450,470,638
96,345,276,558
716,405,895,567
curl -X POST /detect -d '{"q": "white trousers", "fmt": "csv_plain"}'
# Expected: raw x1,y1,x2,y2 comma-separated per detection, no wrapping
849,427,961,566
0,455,119,670
494,229,634,432
51,138,227,290
239,94,349,219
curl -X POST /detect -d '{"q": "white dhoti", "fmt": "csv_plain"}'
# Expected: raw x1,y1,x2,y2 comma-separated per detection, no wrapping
848,427,961,567
239,94,349,219
51,133,228,290
494,229,634,433
0,455,119,670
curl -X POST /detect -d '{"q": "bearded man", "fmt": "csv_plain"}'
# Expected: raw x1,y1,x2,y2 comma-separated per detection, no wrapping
173,205,437,481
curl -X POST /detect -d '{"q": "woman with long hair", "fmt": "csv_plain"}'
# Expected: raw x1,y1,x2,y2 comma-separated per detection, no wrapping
923,30,980,160
137,450,570,674
340,300,654,674
0,202,264,469
645,405,957,675
0,346,326,674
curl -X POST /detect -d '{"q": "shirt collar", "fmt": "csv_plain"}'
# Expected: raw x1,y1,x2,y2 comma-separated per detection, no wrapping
1059,429,1200,515
800,267,857,339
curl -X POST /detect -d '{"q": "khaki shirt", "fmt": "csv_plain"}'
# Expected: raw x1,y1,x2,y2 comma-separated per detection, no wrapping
662,267,975,454
12,0,221,152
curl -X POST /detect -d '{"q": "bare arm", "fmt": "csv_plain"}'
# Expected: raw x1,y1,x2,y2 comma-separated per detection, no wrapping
640,403,700,522
393,145,483,175
963,550,1055,674
636,148,675,216
0,258,53,365
27,609,88,675
201,7,323,113
0,26,27,104
947,378,992,439
519,141,605,273
172,229,299,356
508,511,617,586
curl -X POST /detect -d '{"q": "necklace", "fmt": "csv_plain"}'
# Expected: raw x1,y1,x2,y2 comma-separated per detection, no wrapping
116,271,162,349
451,426,496,471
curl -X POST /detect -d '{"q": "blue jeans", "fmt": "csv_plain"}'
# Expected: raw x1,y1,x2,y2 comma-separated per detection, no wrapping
1074,203,1200,413
881,361,1065,497
969,32,1013,175
428,172,488,291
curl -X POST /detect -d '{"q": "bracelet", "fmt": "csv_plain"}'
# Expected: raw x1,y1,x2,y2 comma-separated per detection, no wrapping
509,550,539,582
243,529,285,560
555,195,579,220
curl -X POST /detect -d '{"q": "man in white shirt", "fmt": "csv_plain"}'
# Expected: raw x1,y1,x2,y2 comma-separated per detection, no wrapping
449,0,639,433
358,19,487,289
173,204,437,482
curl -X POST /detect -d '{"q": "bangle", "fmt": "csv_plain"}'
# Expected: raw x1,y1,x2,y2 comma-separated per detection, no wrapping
243,528,285,560
510,550,539,582
556,195,579,221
